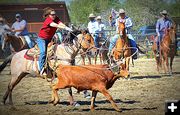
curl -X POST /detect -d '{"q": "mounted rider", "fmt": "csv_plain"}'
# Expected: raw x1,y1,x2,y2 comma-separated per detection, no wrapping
96,16,106,42
87,13,100,48
109,9,137,59
0,16,10,45
156,10,172,57
11,13,34,48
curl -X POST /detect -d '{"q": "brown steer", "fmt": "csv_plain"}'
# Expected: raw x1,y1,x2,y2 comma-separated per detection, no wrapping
50,64,129,112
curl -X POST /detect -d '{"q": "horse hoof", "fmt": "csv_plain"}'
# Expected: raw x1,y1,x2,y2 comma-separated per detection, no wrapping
48,100,54,104
0,101,5,105
116,108,122,112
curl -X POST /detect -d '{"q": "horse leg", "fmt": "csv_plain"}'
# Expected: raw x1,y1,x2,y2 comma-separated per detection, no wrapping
125,57,130,71
99,88,121,112
170,56,174,75
81,54,85,65
131,58,134,67
87,55,91,65
0,53,14,73
90,91,97,111
2,72,28,105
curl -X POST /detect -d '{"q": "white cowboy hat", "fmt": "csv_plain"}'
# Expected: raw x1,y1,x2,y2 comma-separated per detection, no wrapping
0,17,4,21
119,9,125,14
89,13,96,18
96,16,101,20
15,13,21,17
160,10,168,15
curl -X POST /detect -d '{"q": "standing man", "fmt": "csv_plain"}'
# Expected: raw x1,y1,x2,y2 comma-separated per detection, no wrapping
156,10,172,57
87,13,99,48
109,9,137,59
11,13,34,48
0,16,10,45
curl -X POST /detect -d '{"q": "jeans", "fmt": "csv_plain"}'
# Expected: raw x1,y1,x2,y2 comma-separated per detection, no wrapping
108,34,137,59
93,33,100,48
36,37,51,72
24,35,34,48
108,34,119,51
127,34,137,59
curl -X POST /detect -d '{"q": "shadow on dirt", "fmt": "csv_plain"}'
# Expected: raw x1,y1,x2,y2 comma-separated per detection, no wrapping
130,75,161,80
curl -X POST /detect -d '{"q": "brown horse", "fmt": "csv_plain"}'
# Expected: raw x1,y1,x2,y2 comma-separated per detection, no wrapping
77,30,108,65
77,30,94,65
152,25,176,74
0,33,32,73
112,20,131,71
1,33,31,52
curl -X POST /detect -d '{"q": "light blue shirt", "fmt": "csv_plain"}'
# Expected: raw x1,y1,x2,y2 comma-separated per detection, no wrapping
114,16,133,34
156,18,172,35
12,19,28,36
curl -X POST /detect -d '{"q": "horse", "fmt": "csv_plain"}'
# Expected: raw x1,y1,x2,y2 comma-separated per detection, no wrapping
0,33,33,73
112,20,131,71
152,25,176,74
77,29,95,65
1,30,82,106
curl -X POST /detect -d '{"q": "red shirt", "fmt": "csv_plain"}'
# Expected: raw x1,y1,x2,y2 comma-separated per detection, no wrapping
38,16,61,40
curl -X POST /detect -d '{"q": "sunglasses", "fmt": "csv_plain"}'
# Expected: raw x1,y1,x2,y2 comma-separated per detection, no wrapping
16,16,20,18
50,14,56,16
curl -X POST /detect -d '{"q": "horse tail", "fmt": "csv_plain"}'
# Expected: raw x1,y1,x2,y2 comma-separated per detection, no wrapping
136,44,146,54
0,54,14,73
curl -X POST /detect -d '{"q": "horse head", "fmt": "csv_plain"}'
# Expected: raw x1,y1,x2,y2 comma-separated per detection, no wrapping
1,32,12,51
118,19,126,38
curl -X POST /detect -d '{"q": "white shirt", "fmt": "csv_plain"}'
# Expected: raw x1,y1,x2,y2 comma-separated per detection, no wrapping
98,22,106,33
87,20,99,34
11,19,28,36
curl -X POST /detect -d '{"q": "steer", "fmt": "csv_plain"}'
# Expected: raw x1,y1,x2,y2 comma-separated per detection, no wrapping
50,64,129,112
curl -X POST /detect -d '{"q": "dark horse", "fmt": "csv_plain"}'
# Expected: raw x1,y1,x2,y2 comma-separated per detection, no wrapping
152,24,176,74
0,33,32,73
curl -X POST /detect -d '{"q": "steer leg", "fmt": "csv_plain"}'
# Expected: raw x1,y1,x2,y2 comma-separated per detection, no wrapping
90,91,97,111
100,88,121,112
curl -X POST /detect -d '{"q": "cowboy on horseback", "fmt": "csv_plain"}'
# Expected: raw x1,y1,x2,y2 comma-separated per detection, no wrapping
156,10,172,57
87,13,100,48
96,16,106,41
11,13,34,48
37,7,72,76
109,9,137,59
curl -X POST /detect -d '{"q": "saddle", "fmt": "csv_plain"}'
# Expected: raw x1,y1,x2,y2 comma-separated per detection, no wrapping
24,42,57,61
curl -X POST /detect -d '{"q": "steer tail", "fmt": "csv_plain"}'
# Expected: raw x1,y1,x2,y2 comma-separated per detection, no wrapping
0,54,14,73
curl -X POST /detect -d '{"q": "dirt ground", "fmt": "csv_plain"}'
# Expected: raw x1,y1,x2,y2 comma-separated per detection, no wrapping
0,57,180,115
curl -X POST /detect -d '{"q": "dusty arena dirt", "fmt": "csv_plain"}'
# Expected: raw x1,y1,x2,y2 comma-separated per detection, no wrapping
0,57,180,115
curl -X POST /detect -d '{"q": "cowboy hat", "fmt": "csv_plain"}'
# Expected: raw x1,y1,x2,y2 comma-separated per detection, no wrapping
15,13,21,17
89,13,95,18
0,17,4,21
160,10,168,15
96,16,101,20
119,9,125,14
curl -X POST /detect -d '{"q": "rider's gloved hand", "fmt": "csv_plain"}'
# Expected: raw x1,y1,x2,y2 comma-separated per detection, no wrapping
65,27,73,32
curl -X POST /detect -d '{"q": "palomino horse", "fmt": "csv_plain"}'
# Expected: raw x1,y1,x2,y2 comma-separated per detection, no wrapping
152,25,176,74
112,20,131,71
